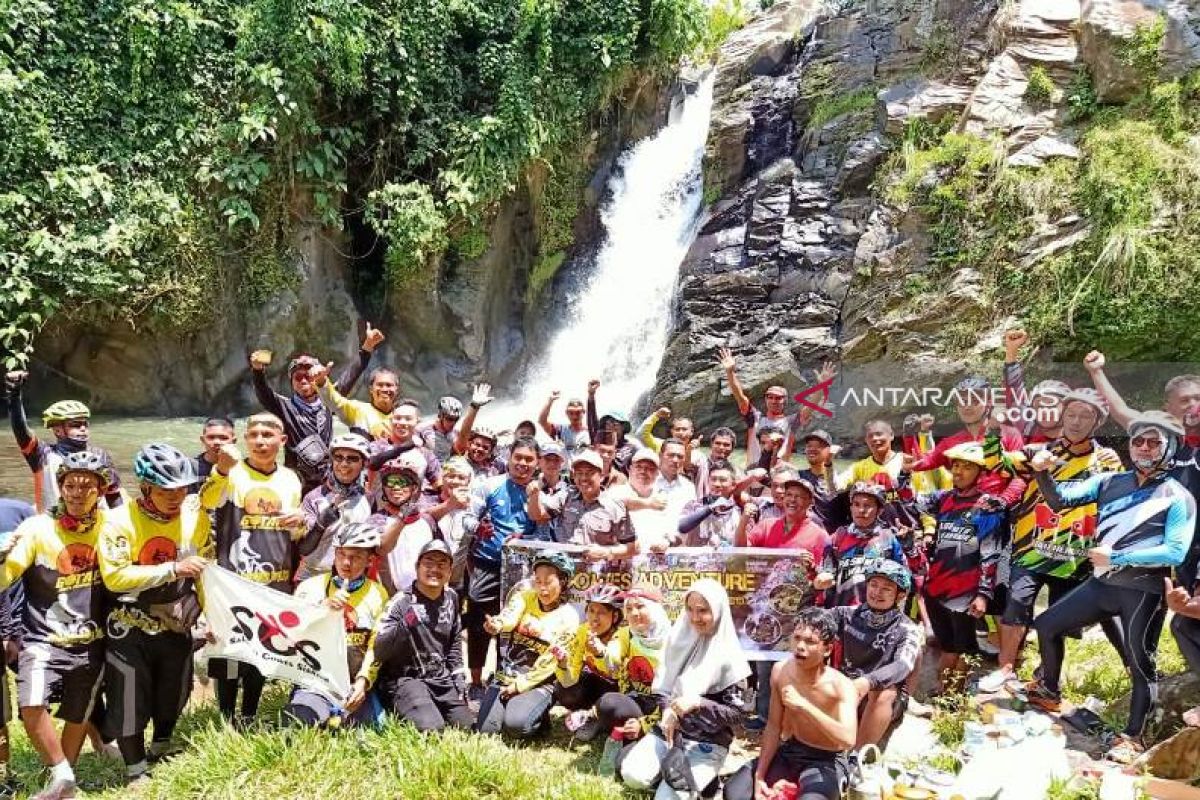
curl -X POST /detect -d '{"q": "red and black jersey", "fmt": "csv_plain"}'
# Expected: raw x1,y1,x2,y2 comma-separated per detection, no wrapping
920,491,1002,612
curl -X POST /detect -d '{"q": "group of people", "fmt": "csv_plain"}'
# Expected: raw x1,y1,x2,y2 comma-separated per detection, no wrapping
0,323,1197,800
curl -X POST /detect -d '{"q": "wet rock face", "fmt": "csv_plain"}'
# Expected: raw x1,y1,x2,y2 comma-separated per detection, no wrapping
651,0,1200,436
653,0,1001,432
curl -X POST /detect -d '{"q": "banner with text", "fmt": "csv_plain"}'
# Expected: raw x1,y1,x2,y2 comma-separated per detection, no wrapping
501,542,816,660
200,566,352,701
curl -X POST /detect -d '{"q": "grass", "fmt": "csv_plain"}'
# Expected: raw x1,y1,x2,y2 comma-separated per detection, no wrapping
3,685,625,800
808,86,876,130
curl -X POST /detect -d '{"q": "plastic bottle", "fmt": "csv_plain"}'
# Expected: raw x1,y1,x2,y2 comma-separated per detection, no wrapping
598,728,624,777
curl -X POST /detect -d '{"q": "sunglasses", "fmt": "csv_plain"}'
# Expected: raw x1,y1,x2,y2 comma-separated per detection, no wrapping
1130,436,1164,448
331,454,363,464
383,476,416,489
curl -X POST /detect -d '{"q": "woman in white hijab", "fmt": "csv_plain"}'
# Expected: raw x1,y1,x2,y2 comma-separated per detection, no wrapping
620,578,751,799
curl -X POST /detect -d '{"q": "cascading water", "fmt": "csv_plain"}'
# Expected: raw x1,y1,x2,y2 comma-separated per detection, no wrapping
505,73,715,421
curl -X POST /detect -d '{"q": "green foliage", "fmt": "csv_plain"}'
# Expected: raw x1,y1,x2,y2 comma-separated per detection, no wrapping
929,692,975,748
1,685,625,799
1066,67,1100,121
809,86,876,129
366,182,448,287
1118,15,1167,78
0,0,708,366
919,21,957,75
1024,66,1055,105
880,57,1200,360
1047,776,1102,800
701,0,749,57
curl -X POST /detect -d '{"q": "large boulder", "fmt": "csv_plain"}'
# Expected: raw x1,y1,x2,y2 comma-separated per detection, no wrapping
1079,0,1168,102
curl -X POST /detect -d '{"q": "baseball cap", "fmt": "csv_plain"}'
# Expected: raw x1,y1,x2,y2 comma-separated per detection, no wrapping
631,449,660,466
572,450,605,471
804,429,833,446
540,441,566,460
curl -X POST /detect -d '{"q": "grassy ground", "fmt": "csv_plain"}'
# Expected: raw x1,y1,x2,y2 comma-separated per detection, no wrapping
1,625,1187,798
4,686,627,800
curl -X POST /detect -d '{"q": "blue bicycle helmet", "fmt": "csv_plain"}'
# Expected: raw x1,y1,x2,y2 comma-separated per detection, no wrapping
133,443,198,489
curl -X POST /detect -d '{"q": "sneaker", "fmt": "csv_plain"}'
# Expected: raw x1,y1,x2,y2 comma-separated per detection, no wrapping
1104,735,1145,765
32,778,77,800
978,667,1014,694
906,697,934,718
574,716,603,743
148,739,184,763
1023,680,1062,713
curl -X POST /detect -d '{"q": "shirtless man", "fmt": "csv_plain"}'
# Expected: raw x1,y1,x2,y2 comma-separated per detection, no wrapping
724,608,857,800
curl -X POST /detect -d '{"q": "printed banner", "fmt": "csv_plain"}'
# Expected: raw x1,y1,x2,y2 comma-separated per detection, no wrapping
501,542,816,659
200,566,351,701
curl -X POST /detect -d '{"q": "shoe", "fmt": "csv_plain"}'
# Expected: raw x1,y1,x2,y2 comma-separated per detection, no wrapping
574,717,603,743
1023,680,1062,713
906,698,934,718
125,773,153,792
743,717,766,733
978,667,1014,694
32,777,77,800
1104,735,1145,765
148,739,183,763
99,740,124,760
0,776,17,799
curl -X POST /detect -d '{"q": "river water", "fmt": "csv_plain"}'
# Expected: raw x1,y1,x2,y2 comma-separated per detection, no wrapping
0,417,207,503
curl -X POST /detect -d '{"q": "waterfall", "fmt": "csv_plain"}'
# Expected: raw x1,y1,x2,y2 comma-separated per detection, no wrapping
503,72,715,423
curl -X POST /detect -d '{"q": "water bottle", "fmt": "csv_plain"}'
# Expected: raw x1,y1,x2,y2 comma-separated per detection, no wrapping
598,728,624,777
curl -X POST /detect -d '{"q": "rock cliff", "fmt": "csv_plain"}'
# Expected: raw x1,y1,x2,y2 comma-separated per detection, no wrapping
651,0,1200,434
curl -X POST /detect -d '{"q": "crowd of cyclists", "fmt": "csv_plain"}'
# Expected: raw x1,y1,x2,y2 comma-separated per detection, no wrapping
0,323,1197,800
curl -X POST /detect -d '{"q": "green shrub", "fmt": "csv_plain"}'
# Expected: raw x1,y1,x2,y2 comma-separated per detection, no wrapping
1024,66,1055,104
0,0,710,366
1118,15,1167,78
809,86,877,129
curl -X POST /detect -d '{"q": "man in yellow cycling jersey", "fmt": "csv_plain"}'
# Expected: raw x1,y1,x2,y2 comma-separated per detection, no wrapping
0,453,111,800
99,443,212,785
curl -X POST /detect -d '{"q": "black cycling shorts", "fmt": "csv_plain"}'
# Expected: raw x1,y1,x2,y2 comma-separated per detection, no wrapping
17,642,103,723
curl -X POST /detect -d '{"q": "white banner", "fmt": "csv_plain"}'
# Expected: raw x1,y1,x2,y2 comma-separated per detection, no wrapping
200,566,351,702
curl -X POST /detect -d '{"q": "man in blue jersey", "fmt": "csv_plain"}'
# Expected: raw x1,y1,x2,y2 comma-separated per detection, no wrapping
464,437,540,695
1026,411,1195,763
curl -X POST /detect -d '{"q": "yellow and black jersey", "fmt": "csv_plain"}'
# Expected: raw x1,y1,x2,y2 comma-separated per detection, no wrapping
1,512,107,649
295,573,388,677
200,460,303,592
99,499,213,635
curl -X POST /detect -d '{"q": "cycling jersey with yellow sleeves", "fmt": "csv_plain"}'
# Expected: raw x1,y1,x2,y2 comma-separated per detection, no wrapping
99,499,213,635
493,588,579,693
318,382,391,439
295,573,388,679
200,460,304,592
0,512,107,650
554,624,619,687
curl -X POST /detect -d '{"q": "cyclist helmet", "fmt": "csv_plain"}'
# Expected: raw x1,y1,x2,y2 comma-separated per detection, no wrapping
133,443,198,489
599,410,632,433
586,583,624,609
378,459,420,484
1059,388,1109,427
1030,379,1071,402
864,558,912,594
329,433,371,459
944,442,988,467
470,425,498,444
848,481,887,508
334,522,381,551
1127,411,1184,471
531,550,576,581
288,354,321,375
42,400,91,427
437,396,464,419
55,451,113,489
